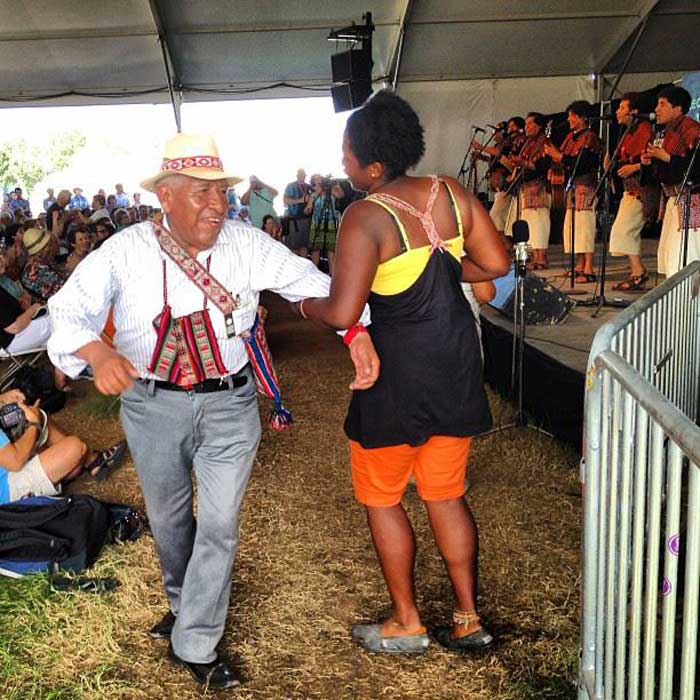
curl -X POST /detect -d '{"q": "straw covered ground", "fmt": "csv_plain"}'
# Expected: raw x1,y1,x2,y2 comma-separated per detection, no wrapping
1,295,582,700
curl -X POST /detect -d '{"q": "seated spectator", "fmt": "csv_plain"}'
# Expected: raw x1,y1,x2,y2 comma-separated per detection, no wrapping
89,193,111,225
46,190,71,238
138,204,151,222
234,206,252,225
106,194,117,213
0,211,13,231
0,389,128,505
69,188,88,210
21,228,68,302
90,220,115,250
3,223,27,281
65,226,91,274
36,213,47,230
112,208,131,231
261,214,282,241
0,250,32,306
0,282,50,355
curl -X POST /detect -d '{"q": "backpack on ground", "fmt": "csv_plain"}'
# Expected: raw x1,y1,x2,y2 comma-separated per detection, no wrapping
0,494,147,589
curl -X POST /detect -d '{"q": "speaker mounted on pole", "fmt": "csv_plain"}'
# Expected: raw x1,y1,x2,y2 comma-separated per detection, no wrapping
328,13,375,113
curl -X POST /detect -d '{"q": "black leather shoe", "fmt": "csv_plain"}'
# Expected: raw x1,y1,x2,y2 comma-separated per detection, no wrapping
168,644,240,690
148,610,176,639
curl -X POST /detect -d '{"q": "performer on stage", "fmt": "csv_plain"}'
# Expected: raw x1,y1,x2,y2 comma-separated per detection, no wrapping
511,112,551,269
609,92,656,291
641,86,700,277
545,101,601,283
472,118,525,237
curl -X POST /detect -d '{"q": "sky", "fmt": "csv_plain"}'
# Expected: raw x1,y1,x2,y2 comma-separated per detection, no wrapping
1,96,351,213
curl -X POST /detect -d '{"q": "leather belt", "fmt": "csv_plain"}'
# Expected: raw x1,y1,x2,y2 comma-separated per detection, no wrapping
145,370,248,393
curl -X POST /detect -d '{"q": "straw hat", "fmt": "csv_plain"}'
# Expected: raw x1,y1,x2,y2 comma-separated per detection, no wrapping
140,133,242,192
23,227,51,255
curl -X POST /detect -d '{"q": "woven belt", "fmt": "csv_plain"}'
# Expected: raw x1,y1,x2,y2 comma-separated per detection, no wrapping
145,370,248,393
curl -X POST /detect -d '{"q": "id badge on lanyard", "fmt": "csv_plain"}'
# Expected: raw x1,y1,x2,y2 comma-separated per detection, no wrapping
230,293,256,337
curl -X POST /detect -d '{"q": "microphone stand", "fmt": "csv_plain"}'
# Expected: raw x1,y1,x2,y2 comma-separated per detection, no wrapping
483,224,553,438
564,143,588,295
474,129,503,192
458,125,480,188
674,136,700,270
578,118,638,314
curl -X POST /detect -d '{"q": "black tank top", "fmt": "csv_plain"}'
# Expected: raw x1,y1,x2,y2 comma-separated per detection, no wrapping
344,184,492,448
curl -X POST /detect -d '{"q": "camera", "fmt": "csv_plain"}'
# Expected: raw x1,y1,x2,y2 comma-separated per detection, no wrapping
0,403,25,432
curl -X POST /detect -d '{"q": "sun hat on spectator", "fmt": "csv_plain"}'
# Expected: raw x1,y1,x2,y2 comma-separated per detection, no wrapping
23,227,51,255
90,207,111,223
140,133,242,192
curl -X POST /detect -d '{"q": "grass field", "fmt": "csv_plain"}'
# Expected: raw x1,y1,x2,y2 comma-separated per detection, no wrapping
0,297,582,699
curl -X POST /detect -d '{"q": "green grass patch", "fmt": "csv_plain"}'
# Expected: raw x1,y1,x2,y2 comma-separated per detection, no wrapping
0,554,133,700
73,393,121,419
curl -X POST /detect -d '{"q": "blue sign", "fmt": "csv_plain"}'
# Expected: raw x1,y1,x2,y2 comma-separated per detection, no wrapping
681,71,700,121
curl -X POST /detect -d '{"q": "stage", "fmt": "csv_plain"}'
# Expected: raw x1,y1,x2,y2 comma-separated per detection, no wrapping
481,239,660,448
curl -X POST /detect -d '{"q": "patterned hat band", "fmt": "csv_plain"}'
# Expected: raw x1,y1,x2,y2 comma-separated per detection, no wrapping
160,155,224,172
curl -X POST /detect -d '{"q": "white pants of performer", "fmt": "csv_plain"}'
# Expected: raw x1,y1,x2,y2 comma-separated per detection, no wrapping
490,191,514,234
658,198,700,277
563,208,596,254
520,207,551,249
5,314,52,355
609,192,643,256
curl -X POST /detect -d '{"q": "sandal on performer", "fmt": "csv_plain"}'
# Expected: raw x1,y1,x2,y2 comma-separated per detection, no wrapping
351,621,430,654
574,272,597,284
85,440,128,481
565,268,585,279
612,272,648,292
431,610,494,653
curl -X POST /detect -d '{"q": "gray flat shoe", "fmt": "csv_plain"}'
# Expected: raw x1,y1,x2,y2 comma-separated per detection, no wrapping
351,623,430,654
431,624,494,652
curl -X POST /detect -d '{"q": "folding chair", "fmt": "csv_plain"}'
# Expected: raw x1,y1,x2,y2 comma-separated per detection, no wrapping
0,345,47,391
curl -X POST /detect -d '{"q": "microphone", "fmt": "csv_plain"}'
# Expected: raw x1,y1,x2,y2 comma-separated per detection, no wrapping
589,112,656,122
487,123,506,132
511,219,530,275
473,126,486,134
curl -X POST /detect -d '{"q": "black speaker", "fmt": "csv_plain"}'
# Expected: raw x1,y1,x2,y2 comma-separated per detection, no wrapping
331,49,372,83
488,269,574,324
331,80,372,113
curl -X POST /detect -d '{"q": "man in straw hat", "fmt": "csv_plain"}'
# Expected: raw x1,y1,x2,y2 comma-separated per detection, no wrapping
47,133,378,690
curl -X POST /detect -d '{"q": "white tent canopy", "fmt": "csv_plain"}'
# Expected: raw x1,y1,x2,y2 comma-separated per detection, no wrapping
4,1,699,173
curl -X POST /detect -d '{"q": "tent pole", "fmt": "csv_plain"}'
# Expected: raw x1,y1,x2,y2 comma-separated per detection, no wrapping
148,0,182,132
388,0,414,89
604,15,650,102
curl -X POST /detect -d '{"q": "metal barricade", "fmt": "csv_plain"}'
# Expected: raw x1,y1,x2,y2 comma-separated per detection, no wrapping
580,262,700,700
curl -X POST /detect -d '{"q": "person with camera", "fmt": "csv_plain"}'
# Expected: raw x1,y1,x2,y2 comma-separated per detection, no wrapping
306,174,343,275
240,175,278,228
283,168,312,256
0,389,127,505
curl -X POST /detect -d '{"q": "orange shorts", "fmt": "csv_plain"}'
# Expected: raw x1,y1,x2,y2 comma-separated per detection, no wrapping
349,436,472,507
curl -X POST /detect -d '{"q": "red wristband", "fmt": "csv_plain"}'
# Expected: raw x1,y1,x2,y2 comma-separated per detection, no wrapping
342,324,368,347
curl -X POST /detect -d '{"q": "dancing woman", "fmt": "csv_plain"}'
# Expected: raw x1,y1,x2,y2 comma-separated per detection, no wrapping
300,91,509,653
